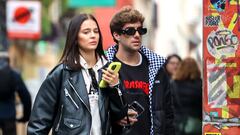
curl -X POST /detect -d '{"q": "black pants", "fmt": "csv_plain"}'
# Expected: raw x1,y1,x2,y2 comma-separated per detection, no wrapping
0,120,16,135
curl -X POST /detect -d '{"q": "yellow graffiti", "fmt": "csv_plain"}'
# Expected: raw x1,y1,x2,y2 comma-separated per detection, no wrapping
228,13,238,31
227,75,240,98
211,13,238,31
222,106,229,118
214,59,236,67
214,58,223,64
222,126,229,130
222,107,230,130
226,63,237,67
230,0,240,5
205,132,221,135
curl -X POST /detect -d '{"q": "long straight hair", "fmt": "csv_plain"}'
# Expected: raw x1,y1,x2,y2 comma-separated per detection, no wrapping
59,13,105,70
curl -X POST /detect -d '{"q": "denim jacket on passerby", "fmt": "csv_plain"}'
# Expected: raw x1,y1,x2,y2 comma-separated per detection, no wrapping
107,45,175,135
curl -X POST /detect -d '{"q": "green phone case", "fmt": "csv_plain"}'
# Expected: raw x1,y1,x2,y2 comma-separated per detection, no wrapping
99,62,121,88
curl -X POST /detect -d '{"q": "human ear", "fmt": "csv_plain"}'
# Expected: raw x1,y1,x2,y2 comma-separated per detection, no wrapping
113,32,120,42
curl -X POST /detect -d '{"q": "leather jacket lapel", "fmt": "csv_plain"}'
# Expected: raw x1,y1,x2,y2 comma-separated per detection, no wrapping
68,71,91,112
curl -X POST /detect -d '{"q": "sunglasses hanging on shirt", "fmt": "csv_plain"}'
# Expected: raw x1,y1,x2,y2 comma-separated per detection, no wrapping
88,68,99,94
120,27,147,36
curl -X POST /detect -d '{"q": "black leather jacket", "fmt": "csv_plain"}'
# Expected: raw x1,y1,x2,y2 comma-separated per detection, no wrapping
27,64,126,135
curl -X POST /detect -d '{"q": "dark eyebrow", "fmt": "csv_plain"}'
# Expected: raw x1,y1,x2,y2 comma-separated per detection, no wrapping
81,28,91,31
123,27,135,29
81,27,98,31
124,26,143,29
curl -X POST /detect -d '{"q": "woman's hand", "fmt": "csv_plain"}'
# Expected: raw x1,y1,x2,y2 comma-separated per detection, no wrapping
101,68,119,87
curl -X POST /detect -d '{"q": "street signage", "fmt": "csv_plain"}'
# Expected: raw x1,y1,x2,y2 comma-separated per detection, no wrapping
7,1,41,39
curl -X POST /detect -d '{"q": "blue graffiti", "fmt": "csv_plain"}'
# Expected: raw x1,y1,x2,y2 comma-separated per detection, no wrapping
210,0,226,12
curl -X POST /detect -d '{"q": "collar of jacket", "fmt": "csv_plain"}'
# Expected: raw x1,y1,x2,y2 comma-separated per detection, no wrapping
62,55,108,71
106,44,166,134
55,63,106,115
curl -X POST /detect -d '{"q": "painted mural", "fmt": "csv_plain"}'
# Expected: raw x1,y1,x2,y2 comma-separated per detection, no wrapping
203,0,240,134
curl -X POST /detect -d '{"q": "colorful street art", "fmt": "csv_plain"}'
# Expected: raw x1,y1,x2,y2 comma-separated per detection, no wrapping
203,0,240,134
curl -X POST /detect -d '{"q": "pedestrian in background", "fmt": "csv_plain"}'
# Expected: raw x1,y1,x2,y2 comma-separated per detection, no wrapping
0,52,32,135
27,13,128,135
107,6,175,135
171,57,202,135
164,54,182,79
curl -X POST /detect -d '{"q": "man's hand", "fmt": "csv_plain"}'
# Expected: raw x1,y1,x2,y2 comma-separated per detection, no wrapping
117,109,138,126
102,68,119,86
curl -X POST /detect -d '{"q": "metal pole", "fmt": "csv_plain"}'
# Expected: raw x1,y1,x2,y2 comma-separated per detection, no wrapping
0,0,8,51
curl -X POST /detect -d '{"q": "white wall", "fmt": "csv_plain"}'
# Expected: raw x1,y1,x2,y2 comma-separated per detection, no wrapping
152,0,202,59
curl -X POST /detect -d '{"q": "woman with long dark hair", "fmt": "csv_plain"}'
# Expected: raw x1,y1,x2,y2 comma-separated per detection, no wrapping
27,14,126,135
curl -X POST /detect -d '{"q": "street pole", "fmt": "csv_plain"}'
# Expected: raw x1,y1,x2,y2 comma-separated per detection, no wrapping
0,0,8,51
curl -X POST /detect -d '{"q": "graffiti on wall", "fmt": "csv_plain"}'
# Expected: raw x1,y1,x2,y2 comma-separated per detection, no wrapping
203,0,240,134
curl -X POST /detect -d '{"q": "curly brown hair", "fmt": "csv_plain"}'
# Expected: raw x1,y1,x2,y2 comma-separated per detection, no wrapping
110,6,145,43
172,57,201,81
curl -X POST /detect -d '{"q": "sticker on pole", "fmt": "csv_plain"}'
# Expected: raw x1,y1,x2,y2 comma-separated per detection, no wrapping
7,1,41,39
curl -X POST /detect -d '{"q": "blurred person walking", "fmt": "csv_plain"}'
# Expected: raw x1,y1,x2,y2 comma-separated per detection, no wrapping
27,13,129,135
0,52,32,135
164,54,182,79
171,57,202,135
106,6,175,135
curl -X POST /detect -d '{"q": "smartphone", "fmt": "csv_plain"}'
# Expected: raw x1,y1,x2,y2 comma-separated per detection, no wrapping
128,101,145,118
99,62,121,88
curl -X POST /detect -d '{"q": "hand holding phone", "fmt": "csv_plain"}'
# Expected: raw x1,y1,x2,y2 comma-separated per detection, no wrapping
99,62,121,88
128,101,145,118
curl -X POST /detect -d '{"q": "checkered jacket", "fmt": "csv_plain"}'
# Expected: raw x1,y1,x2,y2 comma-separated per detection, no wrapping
107,45,175,135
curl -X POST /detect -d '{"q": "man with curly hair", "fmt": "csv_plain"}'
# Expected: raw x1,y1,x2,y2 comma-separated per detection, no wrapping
107,6,175,135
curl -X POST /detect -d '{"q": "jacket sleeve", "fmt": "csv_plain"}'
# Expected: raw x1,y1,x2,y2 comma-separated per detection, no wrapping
13,71,32,122
108,86,128,121
101,62,128,122
27,69,62,135
162,68,175,135
102,85,128,122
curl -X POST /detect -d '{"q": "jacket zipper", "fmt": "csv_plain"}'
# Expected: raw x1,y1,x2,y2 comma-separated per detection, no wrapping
64,88,79,109
55,105,63,132
67,80,91,113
